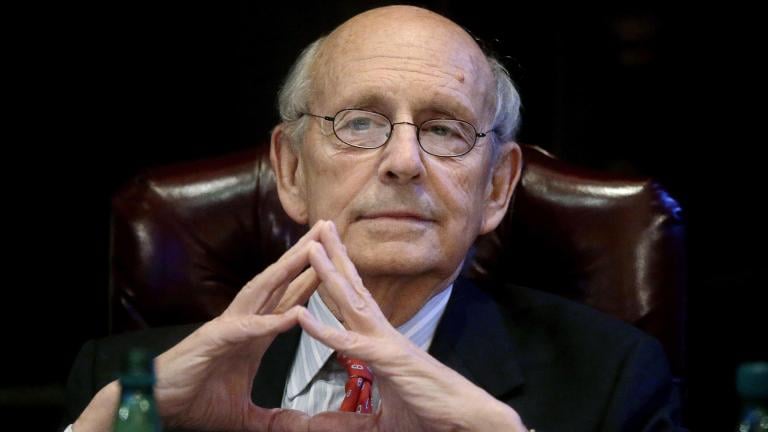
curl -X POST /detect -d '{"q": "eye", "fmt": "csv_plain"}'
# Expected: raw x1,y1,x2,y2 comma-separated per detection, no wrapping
425,124,451,136
349,117,372,131
333,110,390,145
423,122,464,138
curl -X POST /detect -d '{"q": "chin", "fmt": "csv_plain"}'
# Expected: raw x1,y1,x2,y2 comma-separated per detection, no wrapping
342,222,468,278
348,242,442,277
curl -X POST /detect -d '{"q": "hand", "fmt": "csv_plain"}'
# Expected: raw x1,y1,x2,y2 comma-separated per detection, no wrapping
295,222,529,432
75,220,335,432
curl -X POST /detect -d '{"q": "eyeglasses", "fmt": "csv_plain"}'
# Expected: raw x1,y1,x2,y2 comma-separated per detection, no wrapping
300,109,490,157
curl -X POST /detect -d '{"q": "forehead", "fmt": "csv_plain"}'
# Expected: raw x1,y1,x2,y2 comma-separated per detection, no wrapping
312,17,494,122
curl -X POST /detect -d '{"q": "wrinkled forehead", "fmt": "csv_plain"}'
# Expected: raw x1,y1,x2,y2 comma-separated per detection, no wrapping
310,12,495,121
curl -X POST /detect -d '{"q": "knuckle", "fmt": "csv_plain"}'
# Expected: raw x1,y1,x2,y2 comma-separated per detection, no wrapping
335,330,359,349
237,315,262,334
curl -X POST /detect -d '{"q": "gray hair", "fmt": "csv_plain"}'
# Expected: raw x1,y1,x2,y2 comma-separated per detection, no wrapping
486,57,522,149
277,37,326,146
277,36,521,155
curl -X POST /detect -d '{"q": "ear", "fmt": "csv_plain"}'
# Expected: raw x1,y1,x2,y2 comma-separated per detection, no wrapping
479,141,522,235
270,124,309,225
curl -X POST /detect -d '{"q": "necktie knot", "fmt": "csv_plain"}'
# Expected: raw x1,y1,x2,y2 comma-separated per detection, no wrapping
336,353,374,414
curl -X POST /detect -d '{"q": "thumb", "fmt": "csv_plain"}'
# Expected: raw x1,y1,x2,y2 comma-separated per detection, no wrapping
309,410,378,432
246,407,310,432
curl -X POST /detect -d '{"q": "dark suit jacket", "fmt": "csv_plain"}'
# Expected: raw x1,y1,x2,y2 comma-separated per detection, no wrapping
66,277,682,431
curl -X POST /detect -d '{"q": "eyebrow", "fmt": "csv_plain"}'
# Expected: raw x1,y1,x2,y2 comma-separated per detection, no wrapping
336,92,477,124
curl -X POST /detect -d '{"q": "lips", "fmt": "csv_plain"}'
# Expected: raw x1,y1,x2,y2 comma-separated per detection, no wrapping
358,211,434,222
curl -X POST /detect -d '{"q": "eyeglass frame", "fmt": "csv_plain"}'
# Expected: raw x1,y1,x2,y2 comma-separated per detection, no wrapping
298,108,492,157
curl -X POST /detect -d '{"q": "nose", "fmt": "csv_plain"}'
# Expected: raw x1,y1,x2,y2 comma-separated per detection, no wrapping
377,121,426,184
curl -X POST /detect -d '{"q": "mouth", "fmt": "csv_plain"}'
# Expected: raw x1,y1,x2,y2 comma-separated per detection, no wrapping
357,211,434,222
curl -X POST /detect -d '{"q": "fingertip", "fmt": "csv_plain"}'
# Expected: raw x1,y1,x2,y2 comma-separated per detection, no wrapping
297,309,323,337
296,306,314,324
270,310,301,333
308,240,328,260
290,304,307,317
310,219,325,233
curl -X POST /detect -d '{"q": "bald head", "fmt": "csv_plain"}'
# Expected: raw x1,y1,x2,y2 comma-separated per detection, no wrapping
320,6,484,59
309,6,497,126
320,5,485,62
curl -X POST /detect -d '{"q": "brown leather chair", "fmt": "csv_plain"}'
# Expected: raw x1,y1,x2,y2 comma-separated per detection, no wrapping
109,143,686,378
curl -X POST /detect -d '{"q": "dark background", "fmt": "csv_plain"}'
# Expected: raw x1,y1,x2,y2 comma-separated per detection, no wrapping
3,1,765,430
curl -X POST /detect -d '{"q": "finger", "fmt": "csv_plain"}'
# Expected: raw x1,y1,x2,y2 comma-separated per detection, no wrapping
320,221,367,296
155,306,307,398
308,242,376,330
211,305,306,347
270,266,320,314
245,407,310,432
317,223,388,328
227,220,328,315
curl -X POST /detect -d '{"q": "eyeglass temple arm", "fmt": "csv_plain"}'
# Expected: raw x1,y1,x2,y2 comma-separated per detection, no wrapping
300,112,335,122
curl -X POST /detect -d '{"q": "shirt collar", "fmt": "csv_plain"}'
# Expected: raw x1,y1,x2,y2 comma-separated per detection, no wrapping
285,284,454,400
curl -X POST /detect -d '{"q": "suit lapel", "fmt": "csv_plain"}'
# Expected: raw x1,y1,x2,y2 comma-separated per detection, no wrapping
429,277,525,398
251,325,302,408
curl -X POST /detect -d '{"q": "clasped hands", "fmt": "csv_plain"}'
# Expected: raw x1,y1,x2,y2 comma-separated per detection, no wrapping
75,220,526,432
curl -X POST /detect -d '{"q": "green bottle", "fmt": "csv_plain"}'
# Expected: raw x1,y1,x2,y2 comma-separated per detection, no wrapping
737,362,768,432
114,349,162,432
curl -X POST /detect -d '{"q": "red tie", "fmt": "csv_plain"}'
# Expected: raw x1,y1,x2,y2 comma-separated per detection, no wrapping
336,354,374,414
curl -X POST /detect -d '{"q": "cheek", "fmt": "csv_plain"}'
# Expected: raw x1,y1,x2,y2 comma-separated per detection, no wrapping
431,161,488,226
303,149,375,222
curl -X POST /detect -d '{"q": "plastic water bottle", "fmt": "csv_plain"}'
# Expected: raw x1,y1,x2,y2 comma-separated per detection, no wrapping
114,349,162,432
737,362,768,432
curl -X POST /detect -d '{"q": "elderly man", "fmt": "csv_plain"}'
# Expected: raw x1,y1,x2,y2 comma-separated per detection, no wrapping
68,5,680,432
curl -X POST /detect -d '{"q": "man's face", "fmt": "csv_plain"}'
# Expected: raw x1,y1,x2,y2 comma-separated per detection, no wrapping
290,12,506,281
